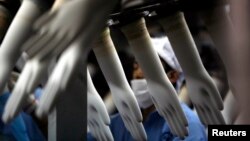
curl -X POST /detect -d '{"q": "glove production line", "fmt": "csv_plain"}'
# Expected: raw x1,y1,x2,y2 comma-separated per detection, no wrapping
0,0,249,140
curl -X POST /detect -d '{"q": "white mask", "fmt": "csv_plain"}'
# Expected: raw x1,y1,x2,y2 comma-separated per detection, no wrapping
131,79,153,109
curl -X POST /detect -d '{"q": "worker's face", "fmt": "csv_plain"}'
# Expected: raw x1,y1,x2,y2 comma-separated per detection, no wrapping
132,62,144,79
132,61,179,84
131,61,179,110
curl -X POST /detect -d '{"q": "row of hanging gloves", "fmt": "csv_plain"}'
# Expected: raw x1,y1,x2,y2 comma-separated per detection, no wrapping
1,0,242,140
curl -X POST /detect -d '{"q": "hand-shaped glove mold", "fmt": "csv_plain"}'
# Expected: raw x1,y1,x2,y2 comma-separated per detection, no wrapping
200,4,250,124
0,0,49,95
87,70,113,141
2,58,50,123
22,0,118,60
92,28,147,141
15,0,118,118
158,12,225,125
35,41,84,117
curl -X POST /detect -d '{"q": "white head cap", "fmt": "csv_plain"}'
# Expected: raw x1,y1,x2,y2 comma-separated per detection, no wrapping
151,37,182,72
151,37,184,92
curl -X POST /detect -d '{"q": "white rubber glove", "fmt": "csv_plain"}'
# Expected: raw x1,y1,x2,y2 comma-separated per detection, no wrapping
22,0,118,60
92,28,147,141
2,58,49,123
87,70,113,141
0,0,46,95
121,18,188,138
158,12,225,125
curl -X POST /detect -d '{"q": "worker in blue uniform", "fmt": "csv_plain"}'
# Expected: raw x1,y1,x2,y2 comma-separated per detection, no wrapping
88,37,207,141
0,90,46,141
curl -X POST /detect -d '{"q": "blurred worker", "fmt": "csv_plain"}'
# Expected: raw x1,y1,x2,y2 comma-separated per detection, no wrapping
88,37,207,141
0,86,46,141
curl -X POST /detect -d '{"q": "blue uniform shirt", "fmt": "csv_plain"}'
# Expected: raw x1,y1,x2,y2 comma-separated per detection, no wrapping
0,92,46,141
88,103,207,141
